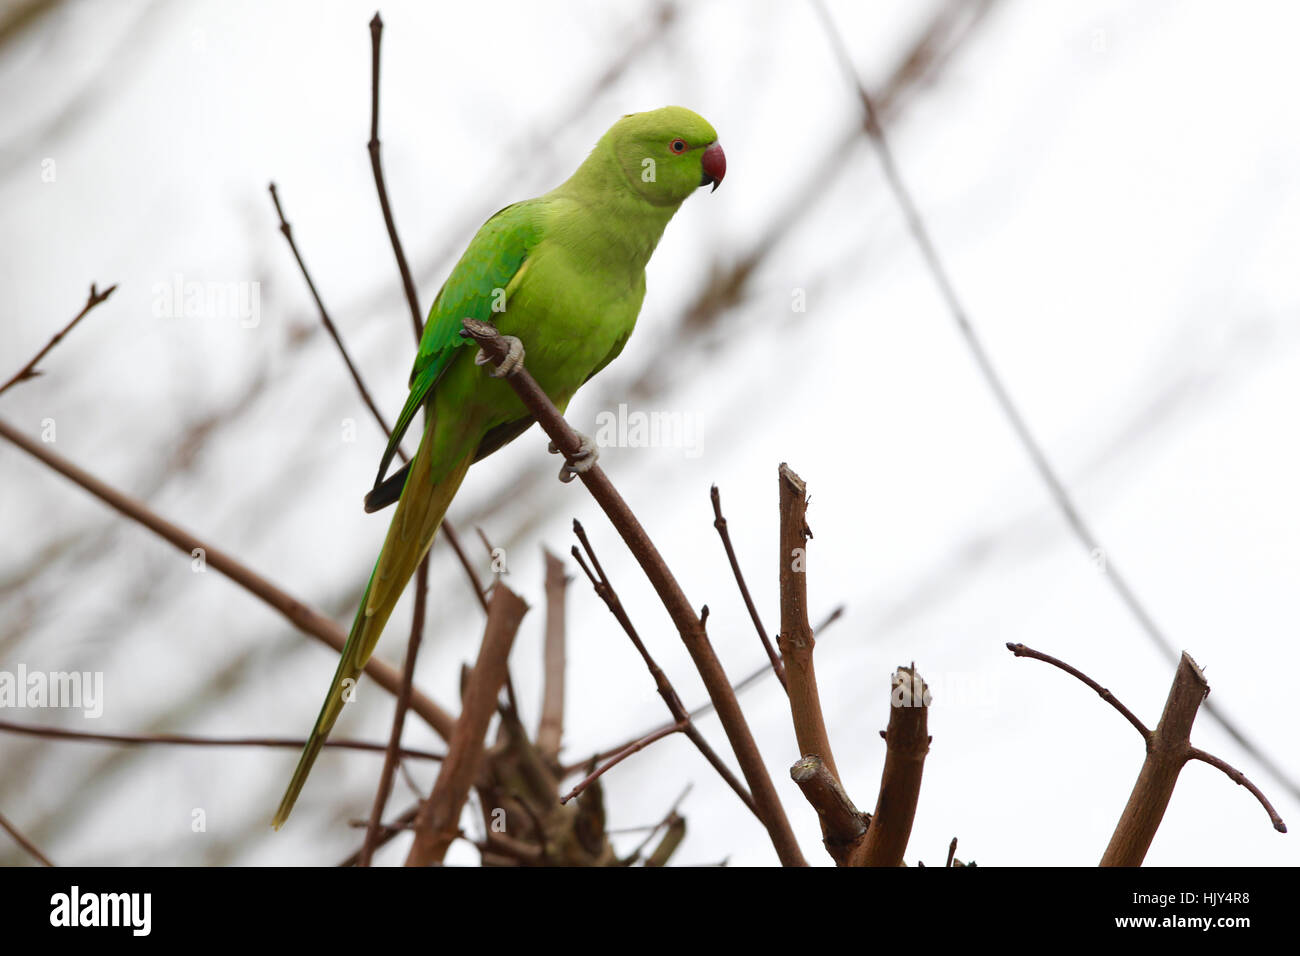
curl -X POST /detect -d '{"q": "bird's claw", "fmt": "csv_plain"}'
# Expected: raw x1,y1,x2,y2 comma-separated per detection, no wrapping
476,335,525,378
548,433,599,483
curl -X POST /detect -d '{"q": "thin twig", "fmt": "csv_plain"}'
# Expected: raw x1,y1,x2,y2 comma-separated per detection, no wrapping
268,182,399,454
711,484,786,691
0,718,443,761
811,0,1300,806
1005,642,1149,737
1187,748,1287,834
0,809,54,867
0,416,457,741
359,555,431,866
463,319,804,866
1006,642,1287,858
0,283,117,398
569,521,757,815
560,722,684,804
367,12,423,341
570,604,846,773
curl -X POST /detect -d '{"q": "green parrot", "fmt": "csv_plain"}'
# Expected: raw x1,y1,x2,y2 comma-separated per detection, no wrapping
272,105,725,828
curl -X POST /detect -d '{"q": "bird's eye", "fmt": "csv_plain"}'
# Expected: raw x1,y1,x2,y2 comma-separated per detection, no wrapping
670,138,687,153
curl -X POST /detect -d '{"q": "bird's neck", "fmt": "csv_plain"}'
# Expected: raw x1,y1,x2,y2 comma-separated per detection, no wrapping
548,144,682,274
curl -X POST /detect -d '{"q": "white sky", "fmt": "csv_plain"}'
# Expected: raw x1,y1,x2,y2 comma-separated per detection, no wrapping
0,0,1296,866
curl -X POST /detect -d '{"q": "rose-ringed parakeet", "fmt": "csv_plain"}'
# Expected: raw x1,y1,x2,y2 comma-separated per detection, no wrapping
272,106,725,828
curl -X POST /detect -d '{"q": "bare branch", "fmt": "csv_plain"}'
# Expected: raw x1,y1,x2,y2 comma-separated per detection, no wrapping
405,584,529,866
0,809,53,867
462,318,804,865
849,665,930,867
0,416,457,742
0,282,116,398
1006,642,1286,861
367,12,424,340
0,718,442,762
536,548,569,764
1102,653,1208,866
1186,748,1287,834
359,555,431,866
1006,642,1149,737
777,464,838,783
711,484,786,691
790,755,869,866
570,520,756,815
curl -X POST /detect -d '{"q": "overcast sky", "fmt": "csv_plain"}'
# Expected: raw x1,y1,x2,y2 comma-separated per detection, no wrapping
1,0,1296,866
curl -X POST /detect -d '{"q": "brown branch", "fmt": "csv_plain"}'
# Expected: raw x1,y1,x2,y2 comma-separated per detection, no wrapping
0,416,457,741
0,282,116,398
789,755,869,866
359,555,431,866
560,721,685,805
569,603,846,774
536,548,569,764
1006,642,1286,862
405,584,528,866
268,182,399,454
1005,643,1149,737
338,803,420,866
812,0,1300,807
644,813,687,868
0,809,53,867
1186,748,1287,834
462,318,804,866
367,12,423,341
777,464,838,783
711,484,786,691
1101,652,1208,866
570,520,756,815
0,718,442,762
848,665,931,867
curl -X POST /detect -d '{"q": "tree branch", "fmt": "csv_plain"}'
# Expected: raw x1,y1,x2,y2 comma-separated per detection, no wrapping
0,809,53,867
0,282,116,398
777,464,838,782
569,520,756,814
367,12,423,340
536,548,569,764
0,718,442,762
0,416,457,742
789,755,869,866
711,484,786,691
358,555,430,866
405,583,528,866
848,665,930,867
1005,642,1286,861
461,318,804,866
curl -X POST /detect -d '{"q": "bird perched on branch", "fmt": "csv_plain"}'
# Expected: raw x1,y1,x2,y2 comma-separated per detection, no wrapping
273,106,725,828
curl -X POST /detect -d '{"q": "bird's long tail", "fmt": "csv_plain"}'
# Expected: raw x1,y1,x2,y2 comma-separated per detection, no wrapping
271,424,475,829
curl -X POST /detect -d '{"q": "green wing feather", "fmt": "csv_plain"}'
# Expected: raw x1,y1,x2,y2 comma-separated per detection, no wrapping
372,201,540,489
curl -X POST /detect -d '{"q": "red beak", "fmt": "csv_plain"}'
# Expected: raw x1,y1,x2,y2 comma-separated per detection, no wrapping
700,142,726,192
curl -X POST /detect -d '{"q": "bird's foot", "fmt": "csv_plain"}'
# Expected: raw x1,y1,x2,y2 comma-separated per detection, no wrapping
548,433,599,483
476,335,525,378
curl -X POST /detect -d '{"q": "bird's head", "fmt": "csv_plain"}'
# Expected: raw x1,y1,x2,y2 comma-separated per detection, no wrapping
605,106,725,206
